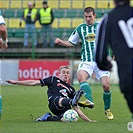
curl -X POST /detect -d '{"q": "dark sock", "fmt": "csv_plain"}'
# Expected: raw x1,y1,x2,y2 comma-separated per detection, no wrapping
47,116,60,121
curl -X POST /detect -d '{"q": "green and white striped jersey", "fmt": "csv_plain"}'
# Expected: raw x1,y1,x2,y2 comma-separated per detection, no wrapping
68,21,99,62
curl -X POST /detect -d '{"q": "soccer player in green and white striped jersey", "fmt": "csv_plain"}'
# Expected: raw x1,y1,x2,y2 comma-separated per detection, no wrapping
0,10,8,49
0,10,8,120
55,7,114,120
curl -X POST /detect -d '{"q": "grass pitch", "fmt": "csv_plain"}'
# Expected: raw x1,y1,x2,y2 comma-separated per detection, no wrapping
1,84,131,133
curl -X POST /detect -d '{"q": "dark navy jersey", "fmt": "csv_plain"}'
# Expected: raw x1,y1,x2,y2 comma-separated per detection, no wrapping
95,3,133,93
40,76,75,99
96,3,133,76
96,2,133,114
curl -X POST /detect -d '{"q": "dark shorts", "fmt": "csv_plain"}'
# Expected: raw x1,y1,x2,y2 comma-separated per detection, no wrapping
48,96,71,117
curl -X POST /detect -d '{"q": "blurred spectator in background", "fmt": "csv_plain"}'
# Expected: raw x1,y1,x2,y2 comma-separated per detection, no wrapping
21,1,37,48
35,1,54,47
0,10,8,49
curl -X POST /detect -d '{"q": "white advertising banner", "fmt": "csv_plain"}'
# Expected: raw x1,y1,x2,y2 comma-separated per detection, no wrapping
0,60,18,84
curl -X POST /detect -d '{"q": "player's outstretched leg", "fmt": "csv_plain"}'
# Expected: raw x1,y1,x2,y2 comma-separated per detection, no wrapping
78,82,94,109
72,89,84,107
78,99,94,109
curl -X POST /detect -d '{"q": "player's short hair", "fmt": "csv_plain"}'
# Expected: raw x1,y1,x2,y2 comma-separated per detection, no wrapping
59,65,71,72
84,7,95,15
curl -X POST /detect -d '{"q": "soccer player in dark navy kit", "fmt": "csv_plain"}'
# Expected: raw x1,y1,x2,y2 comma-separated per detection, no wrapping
6,65,96,122
95,0,133,118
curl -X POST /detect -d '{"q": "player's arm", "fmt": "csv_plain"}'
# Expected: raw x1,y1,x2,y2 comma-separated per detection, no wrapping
6,80,40,86
55,38,74,47
55,29,79,47
73,106,96,122
0,13,8,49
0,11,8,48
0,24,7,43
95,14,112,71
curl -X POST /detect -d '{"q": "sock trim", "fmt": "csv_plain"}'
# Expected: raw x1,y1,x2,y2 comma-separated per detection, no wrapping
80,82,89,88
104,91,111,95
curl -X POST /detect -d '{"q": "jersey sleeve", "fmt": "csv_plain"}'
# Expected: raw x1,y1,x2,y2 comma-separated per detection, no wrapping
0,11,5,25
40,76,54,87
95,14,112,70
68,29,80,45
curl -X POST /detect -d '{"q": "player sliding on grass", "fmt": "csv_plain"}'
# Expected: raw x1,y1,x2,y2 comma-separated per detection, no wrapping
6,65,96,122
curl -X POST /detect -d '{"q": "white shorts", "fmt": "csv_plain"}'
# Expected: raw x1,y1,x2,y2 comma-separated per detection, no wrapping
0,16,5,25
77,61,110,81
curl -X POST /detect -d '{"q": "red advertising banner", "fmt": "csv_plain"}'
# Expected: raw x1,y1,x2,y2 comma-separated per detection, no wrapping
18,60,69,80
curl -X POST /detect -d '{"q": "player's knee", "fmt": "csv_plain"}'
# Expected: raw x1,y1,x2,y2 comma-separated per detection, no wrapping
102,83,110,92
60,98,71,107
77,75,86,83
101,78,110,92
77,71,88,83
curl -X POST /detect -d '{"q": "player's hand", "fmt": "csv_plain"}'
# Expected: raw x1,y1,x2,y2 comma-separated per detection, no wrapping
89,120,97,122
55,38,62,44
0,39,8,49
6,80,17,84
0,43,8,49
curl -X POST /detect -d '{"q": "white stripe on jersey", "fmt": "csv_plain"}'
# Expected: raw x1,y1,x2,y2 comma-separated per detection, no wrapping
90,25,94,61
0,16,5,25
81,26,87,61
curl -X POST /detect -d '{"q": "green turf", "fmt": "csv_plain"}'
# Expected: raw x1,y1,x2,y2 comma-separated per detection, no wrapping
0,84,132,133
